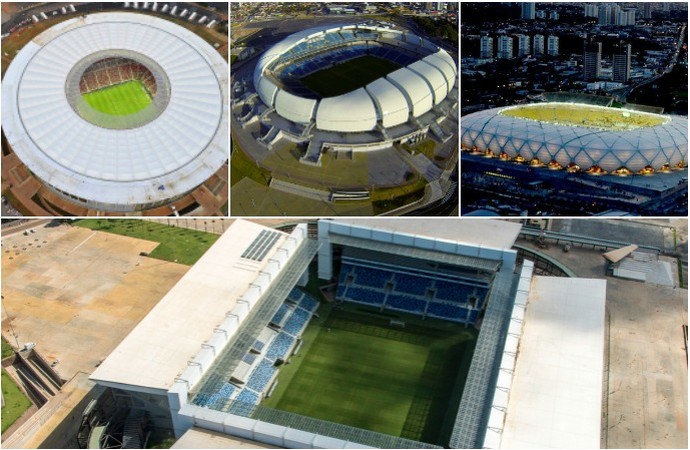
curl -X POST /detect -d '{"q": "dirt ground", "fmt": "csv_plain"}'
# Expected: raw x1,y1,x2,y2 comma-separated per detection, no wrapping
1,223,188,381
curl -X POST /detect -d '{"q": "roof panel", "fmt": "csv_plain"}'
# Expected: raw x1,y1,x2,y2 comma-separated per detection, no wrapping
365,78,409,128
316,88,378,132
274,89,317,124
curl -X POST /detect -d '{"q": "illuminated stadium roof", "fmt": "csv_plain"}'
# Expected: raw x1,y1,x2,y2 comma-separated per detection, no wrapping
253,24,457,133
1,12,228,211
461,103,688,172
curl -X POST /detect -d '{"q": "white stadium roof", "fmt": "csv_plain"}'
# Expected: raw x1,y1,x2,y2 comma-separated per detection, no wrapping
90,220,289,392
386,68,434,117
316,88,378,132
1,12,228,211
500,276,607,448
365,78,410,128
253,24,457,133
461,103,688,172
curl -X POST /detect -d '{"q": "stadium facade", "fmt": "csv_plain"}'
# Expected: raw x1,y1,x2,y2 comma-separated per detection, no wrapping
461,103,688,174
88,219,607,449
1,12,228,213
237,23,458,164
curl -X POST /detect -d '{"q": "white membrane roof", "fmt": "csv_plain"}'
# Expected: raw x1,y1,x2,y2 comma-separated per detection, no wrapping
331,218,522,251
90,221,288,391
365,78,410,128
316,88,378,132
253,24,457,132
386,68,434,117
1,12,228,209
500,276,607,449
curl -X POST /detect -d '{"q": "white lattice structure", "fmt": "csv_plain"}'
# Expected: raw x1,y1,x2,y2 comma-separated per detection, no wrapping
1,12,228,212
461,103,688,172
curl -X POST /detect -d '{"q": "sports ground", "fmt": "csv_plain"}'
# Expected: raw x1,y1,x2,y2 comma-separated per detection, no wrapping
82,80,152,115
262,302,477,446
300,55,401,97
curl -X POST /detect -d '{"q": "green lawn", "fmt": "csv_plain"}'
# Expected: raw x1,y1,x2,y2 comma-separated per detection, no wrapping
300,55,401,97
74,219,219,266
263,304,477,445
1,369,32,433
1,336,14,359
83,80,152,116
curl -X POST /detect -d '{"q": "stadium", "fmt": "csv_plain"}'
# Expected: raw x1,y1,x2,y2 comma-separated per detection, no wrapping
461,102,688,175
87,219,607,449
231,21,458,215
1,9,228,215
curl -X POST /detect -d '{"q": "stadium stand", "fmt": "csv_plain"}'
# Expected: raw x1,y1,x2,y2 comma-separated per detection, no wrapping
228,389,260,416
283,307,311,337
393,272,431,296
247,359,277,393
298,293,320,312
266,332,296,362
287,288,303,302
270,303,293,327
336,258,489,323
386,294,426,314
79,57,157,96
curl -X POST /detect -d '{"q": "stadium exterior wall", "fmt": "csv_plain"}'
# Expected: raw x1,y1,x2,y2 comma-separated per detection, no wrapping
461,104,688,172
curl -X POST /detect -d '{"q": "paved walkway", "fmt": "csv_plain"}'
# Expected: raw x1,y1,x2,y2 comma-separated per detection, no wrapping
517,228,687,449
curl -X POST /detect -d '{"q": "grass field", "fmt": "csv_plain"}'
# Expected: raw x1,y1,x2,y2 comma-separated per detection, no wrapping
82,80,152,116
2,336,14,359
263,303,477,445
74,219,218,265
1,369,32,433
300,55,401,97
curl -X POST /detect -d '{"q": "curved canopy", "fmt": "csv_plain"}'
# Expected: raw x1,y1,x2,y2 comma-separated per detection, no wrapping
316,88,377,132
1,12,228,210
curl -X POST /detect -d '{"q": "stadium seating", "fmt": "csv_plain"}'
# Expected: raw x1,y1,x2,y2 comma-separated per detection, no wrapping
79,57,156,95
393,272,431,296
344,286,386,306
426,302,467,321
271,303,292,326
287,288,303,302
298,293,319,312
229,389,260,416
353,266,390,289
193,382,237,409
283,307,310,337
386,294,426,314
266,332,296,361
336,284,347,298
246,358,276,393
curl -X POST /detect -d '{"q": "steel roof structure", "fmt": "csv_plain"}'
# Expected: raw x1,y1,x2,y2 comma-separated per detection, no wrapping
1,12,228,212
461,103,688,172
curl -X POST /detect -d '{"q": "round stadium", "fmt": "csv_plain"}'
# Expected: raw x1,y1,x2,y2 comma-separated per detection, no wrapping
461,102,688,175
1,11,228,215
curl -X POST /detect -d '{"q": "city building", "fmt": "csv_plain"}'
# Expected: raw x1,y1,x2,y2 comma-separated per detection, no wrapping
497,35,513,59
517,34,531,56
480,35,494,59
521,2,535,20
643,3,652,18
583,40,602,80
533,34,545,55
547,35,559,56
548,10,559,20
535,10,546,19
610,4,621,24
613,42,632,83
598,4,611,25
626,8,636,25
584,3,598,18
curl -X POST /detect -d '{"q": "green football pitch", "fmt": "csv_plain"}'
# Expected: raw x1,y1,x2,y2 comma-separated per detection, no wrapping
262,303,477,446
300,55,402,97
82,80,152,116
